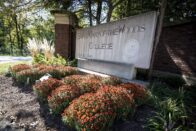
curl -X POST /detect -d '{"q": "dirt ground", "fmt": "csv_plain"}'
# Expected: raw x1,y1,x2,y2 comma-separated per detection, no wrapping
0,75,154,131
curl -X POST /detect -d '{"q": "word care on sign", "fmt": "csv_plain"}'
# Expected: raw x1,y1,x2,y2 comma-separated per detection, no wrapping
76,11,157,69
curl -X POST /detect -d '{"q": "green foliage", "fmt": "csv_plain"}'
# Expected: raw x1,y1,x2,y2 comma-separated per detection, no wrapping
146,82,195,130
68,59,77,67
155,75,186,88
47,54,67,66
32,53,78,67
33,53,67,66
33,53,46,64
148,98,188,131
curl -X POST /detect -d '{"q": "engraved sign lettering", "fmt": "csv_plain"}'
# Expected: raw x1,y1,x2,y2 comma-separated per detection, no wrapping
76,12,157,69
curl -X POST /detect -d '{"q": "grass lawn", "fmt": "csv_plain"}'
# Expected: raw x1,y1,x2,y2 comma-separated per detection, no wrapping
0,61,31,75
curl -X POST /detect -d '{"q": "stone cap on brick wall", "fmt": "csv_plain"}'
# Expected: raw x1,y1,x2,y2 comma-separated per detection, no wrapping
51,10,77,26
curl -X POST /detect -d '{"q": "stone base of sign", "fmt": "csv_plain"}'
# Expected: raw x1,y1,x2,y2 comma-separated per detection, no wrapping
77,66,148,86
78,59,137,80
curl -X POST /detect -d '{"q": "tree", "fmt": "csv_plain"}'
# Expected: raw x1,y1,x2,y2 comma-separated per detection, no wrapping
0,0,53,55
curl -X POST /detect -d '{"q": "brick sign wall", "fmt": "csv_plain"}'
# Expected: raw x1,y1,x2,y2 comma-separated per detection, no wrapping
154,22,196,77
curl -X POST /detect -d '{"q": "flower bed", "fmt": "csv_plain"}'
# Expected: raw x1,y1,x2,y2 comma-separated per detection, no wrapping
63,74,85,85
62,86,134,131
10,64,78,84
10,63,147,131
48,85,81,114
47,75,102,114
101,76,122,86
9,64,31,77
15,68,43,84
119,83,147,104
64,75,102,94
77,75,102,94
33,78,64,101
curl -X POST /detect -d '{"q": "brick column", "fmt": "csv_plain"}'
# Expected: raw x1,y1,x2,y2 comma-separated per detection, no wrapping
52,11,76,59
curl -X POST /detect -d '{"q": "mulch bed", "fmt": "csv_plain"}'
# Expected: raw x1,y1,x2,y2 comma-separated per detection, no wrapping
0,75,154,131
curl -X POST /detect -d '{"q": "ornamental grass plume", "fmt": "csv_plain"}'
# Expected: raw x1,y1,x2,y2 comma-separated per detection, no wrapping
40,39,55,60
27,38,41,57
62,86,134,131
48,85,81,114
33,78,64,101
27,38,54,60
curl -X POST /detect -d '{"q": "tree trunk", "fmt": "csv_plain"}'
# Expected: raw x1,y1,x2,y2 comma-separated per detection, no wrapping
106,0,125,22
107,5,113,22
96,1,102,24
8,29,13,55
19,24,24,55
88,0,93,26
8,19,13,55
13,14,21,55
148,0,167,79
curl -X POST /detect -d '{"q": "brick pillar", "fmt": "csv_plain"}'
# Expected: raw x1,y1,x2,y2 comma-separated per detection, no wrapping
52,11,76,59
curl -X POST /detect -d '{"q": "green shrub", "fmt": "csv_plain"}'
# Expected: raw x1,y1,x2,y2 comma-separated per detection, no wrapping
146,82,194,130
33,53,67,66
33,53,46,64
47,54,67,66
156,75,186,88
68,59,77,67
147,98,188,131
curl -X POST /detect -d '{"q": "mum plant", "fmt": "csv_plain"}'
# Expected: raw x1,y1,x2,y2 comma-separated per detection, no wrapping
101,76,122,86
48,85,81,114
62,86,134,131
15,68,43,84
33,78,64,101
9,64,31,77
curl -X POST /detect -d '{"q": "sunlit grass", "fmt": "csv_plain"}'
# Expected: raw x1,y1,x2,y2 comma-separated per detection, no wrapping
0,61,31,75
